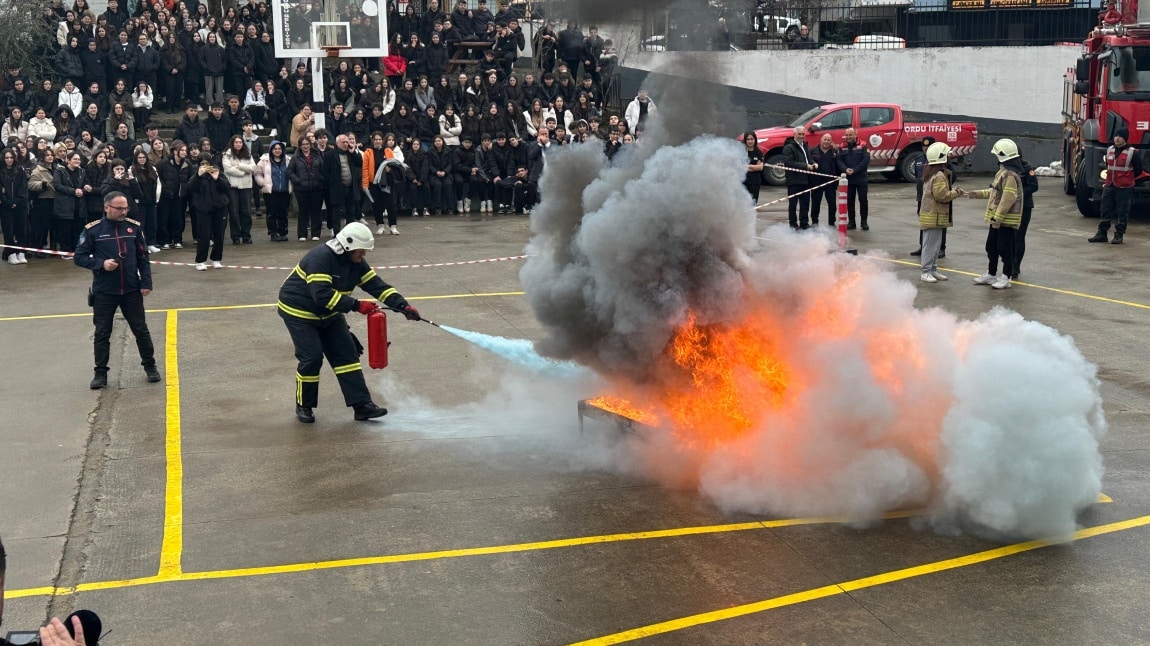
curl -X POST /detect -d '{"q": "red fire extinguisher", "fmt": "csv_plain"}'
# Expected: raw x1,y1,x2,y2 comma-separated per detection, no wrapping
367,310,389,369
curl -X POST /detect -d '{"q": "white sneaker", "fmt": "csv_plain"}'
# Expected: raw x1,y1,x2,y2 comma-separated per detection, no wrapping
212,260,224,269
162,243,171,250
456,200,464,213
376,225,386,235
972,273,996,285
920,272,937,283
991,275,1012,290
7,254,19,265
299,237,307,242
390,225,399,235
17,253,27,264
311,236,320,241
147,245,161,253
269,129,278,137
173,242,183,249
463,198,471,212
195,262,208,271
931,270,948,281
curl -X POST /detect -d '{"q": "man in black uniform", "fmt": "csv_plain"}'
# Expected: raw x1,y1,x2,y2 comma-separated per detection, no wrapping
74,191,160,389
278,222,421,423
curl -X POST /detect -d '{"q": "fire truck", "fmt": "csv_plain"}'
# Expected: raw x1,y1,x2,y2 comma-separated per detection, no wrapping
1062,0,1150,216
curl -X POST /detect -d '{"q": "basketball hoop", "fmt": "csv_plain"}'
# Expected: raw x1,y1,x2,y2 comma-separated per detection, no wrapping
320,45,351,58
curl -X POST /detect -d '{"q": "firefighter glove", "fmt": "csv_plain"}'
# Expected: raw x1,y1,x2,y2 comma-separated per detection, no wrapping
355,300,379,315
402,305,421,321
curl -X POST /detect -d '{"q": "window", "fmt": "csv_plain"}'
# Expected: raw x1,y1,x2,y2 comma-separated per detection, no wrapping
813,108,852,131
1108,47,1150,98
859,107,895,128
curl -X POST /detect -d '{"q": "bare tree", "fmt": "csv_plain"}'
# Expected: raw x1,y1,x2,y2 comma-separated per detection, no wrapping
0,0,58,82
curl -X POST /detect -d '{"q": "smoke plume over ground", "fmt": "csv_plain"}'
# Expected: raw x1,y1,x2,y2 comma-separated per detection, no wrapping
516,62,1106,541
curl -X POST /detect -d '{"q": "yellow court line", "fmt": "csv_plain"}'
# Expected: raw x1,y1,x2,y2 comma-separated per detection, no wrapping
568,513,1150,646
0,292,528,322
158,310,183,577
878,257,1150,310
4,511,919,600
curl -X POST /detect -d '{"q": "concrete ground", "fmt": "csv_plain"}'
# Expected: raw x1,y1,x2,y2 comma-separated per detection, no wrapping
2,179,1149,645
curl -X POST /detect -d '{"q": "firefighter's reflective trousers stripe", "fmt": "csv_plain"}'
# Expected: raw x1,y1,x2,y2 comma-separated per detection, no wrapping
280,310,370,409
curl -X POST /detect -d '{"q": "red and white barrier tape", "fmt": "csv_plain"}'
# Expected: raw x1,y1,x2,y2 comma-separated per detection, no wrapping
0,243,528,271
755,177,841,212
762,163,840,179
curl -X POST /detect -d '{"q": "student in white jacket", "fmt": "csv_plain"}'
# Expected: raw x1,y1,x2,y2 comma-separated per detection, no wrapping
438,105,462,147
624,90,657,134
57,80,85,115
221,134,258,244
28,109,58,141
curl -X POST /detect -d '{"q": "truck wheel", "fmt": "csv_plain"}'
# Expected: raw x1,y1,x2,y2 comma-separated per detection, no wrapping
765,153,787,186
1075,163,1100,217
898,150,923,183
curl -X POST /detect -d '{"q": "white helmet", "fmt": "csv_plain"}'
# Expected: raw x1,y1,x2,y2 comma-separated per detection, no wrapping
990,138,1020,162
327,221,375,254
925,142,952,165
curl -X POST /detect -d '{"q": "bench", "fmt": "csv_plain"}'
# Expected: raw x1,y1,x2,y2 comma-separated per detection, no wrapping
447,41,495,74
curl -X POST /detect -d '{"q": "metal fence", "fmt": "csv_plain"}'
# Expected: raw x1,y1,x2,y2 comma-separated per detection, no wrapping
637,1,1099,50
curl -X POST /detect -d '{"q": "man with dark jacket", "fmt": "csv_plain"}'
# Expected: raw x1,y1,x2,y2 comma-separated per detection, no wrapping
157,142,190,248
204,103,233,154
100,0,129,31
557,21,584,78
135,33,161,90
837,127,869,230
226,32,255,97
808,132,838,227
80,40,107,89
321,134,362,232
1089,126,1141,245
74,191,159,389
108,31,137,86
782,127,814,229
174,105,206,145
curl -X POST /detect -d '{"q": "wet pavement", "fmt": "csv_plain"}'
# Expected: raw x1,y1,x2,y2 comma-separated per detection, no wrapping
2,179,1149,645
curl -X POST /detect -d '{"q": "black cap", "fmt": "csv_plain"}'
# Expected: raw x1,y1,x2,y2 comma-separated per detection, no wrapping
1114,127,1130,141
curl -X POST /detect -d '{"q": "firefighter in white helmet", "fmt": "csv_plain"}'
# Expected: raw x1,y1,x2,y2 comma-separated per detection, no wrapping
966,138,1024,290
277,221,421,424
917,142,964,283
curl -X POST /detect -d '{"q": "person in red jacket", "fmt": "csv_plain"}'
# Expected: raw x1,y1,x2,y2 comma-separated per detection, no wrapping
1089,127,1141,245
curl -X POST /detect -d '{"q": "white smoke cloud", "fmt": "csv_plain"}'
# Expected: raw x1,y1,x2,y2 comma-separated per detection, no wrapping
514,98,1106,541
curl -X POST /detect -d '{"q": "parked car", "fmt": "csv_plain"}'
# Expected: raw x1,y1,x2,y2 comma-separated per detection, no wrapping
824,34,907,50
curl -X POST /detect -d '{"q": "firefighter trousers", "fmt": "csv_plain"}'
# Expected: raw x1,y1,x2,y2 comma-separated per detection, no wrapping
280,312,370,409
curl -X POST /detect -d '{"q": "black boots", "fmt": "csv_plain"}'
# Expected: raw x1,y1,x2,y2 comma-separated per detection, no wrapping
1112,232,1124,244
90,373,107,389
145,366,162,383
860,218,869,231
846,220,857,230
1088,230,1108,243
296,405,315,424
353,402,388,421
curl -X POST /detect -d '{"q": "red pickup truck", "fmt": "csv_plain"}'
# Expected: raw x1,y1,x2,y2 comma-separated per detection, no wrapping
746,103,979,185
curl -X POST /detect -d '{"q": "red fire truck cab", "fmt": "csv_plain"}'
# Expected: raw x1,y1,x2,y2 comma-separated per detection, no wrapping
1062,0,1150,216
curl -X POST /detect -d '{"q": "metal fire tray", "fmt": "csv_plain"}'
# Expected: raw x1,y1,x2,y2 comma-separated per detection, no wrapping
577,399,655,434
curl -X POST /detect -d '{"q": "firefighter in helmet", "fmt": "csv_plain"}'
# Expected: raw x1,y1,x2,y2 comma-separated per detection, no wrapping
278,221,421,423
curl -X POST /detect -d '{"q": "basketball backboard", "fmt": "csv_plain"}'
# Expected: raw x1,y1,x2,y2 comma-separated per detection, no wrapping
272,0,388,58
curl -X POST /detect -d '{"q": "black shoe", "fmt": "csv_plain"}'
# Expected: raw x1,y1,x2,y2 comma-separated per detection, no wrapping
296,405,315,424
861,221,869,231
232,239,241,245
145,366,161,383
799,223,810,230
910,249,922,257
938,251,946,259
242,238,253,244
90,373,107,389
1088,231,1108,243
846,222,857,230
353,402,388,421
1112,233,1124,244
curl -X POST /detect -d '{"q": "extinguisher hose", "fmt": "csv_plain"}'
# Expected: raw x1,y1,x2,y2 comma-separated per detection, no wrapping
383,305,442,328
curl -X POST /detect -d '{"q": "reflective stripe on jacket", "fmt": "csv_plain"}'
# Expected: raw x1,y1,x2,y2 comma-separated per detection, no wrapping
1105,145,1136,189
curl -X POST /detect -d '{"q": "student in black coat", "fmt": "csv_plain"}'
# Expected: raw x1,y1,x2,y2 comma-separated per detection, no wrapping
426,136,455,214
405,138,430,216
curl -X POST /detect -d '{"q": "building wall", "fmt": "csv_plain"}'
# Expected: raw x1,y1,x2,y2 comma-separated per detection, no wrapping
624,46,1081,125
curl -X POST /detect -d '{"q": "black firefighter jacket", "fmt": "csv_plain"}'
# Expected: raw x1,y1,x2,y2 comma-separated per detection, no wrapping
277,243,410,321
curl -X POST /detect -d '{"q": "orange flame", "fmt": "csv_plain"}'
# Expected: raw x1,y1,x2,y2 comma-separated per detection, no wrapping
586,396,660,426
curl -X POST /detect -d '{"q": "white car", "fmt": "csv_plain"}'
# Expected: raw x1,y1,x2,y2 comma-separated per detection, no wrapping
754,14,802,40
825,34,907,50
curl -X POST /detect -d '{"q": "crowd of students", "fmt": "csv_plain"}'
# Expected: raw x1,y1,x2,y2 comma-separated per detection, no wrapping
0,0,646,269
